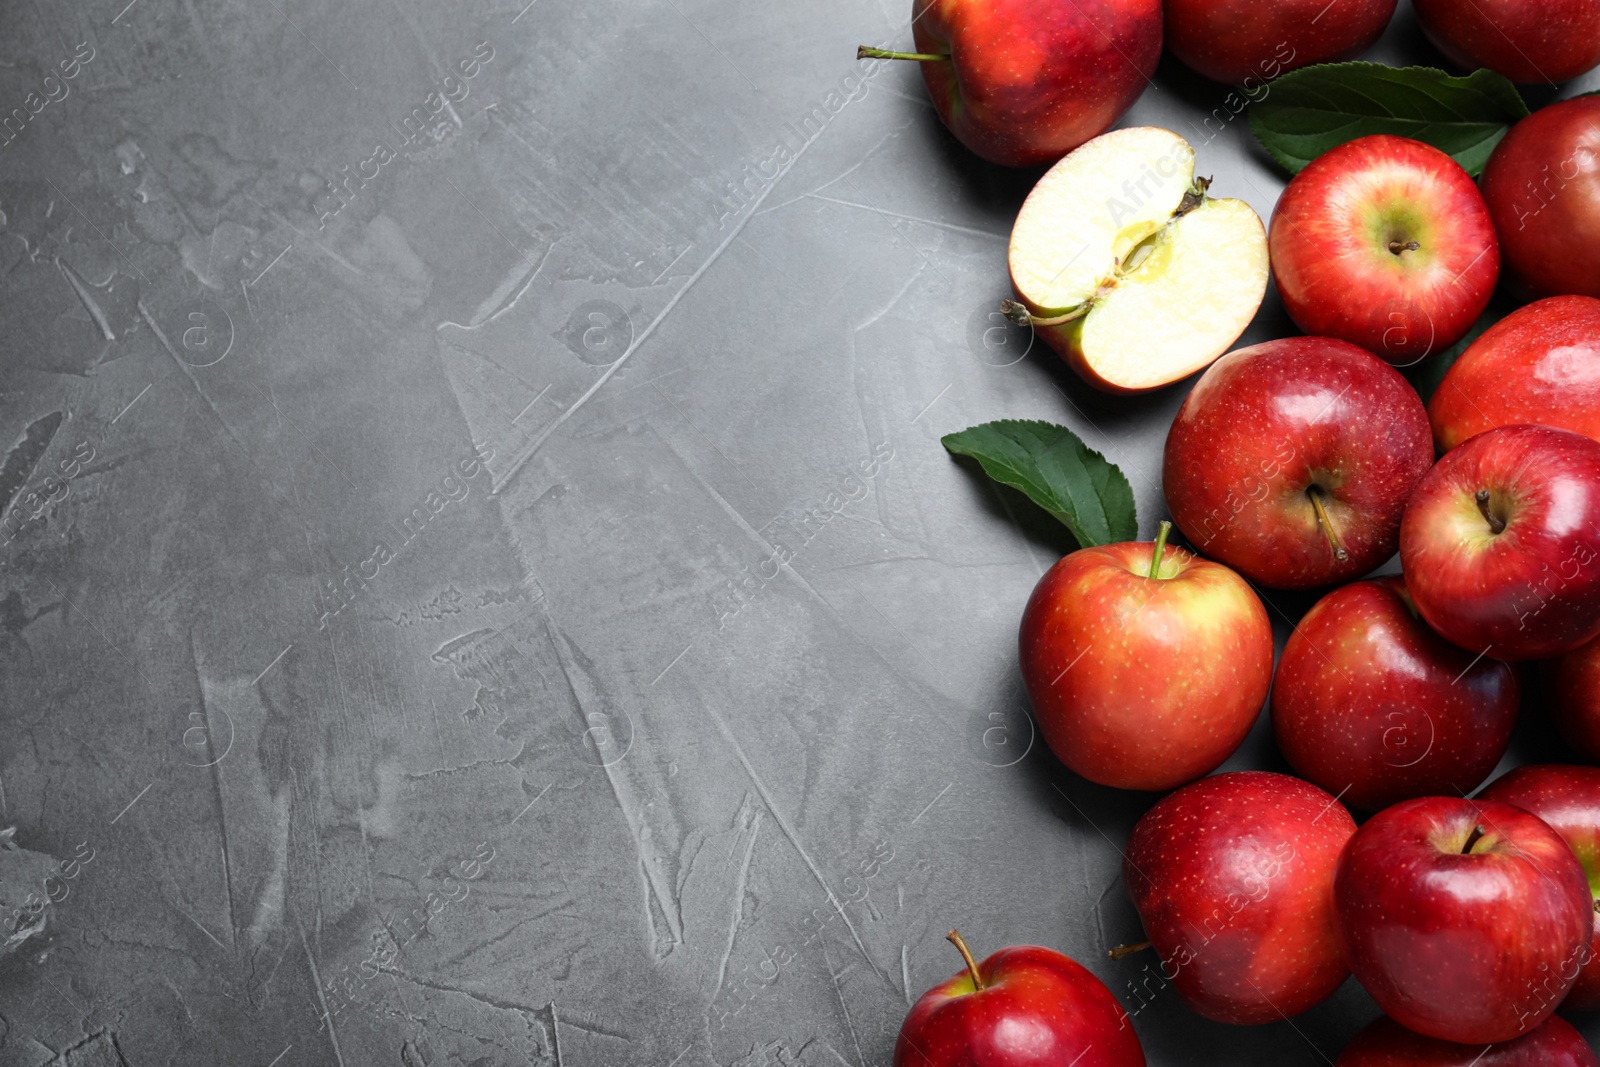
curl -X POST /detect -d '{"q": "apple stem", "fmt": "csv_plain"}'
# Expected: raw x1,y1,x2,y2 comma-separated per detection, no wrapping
946,930,986,991
1107,940,1152,961
1462,825,1485,854
1148,521,1172,580
1307,486,1349,562
857,46,949,62
1387,239,1421,255
1475,490,1507,535
1000,298,1089,329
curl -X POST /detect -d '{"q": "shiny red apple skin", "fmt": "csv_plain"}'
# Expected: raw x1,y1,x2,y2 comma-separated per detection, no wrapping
1163,336,1434,589
1122,771,1356,1024
1165,0,1395,84
1272,577,1519,811
1269,135,1499,364
1552,635,1600,763
1399,423,1600,661
894,942,1146,1067
1478,764,1600,1012
1334,796,1593,1044
1413,0,1600,83
904,0,1161,168
1019,538,1272,792
1481,98,1600,300
1429,296,1600,452
1336,1013,1600,1067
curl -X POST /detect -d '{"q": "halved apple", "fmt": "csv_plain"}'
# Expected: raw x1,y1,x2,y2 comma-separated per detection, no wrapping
1006,127,1269,394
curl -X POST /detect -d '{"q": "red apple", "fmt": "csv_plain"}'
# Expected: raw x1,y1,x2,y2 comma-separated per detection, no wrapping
1337,1013,1600,1066
1334,796,1592,1043
1399,423,1600,661
1480,97,1600,300
1272,577,1519,811
1552,634,1600,763
1121,771,1356,1024
1163,336,1433,589
1413,0,1600,83
894,930,1146,1067
1006,127,1269,393
1165,0,1395,84
1429,296,1600,452
858,0,1161,168
1019,524,1272,791
1268,135,1499,365
1478,764,1600,1013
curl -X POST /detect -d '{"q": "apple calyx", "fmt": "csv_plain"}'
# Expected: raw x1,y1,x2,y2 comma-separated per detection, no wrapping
1149,520,1173,580
856,46,949,63
946,929,987,992
1107,939,1152,961
1475,490,1507,535
1462,824,1486,854
1307,486,1350,561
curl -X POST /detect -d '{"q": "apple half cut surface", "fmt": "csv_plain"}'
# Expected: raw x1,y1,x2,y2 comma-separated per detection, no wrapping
1007,126,1269,393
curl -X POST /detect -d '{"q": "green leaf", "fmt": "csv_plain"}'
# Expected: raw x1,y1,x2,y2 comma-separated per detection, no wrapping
1249,62,1529,176
942,420,1136,548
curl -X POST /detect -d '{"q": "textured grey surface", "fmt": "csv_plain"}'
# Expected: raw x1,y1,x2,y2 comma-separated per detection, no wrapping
0,1,1596,1064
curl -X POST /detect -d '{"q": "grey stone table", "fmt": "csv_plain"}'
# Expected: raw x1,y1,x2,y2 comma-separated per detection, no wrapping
0,0,1594,1064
